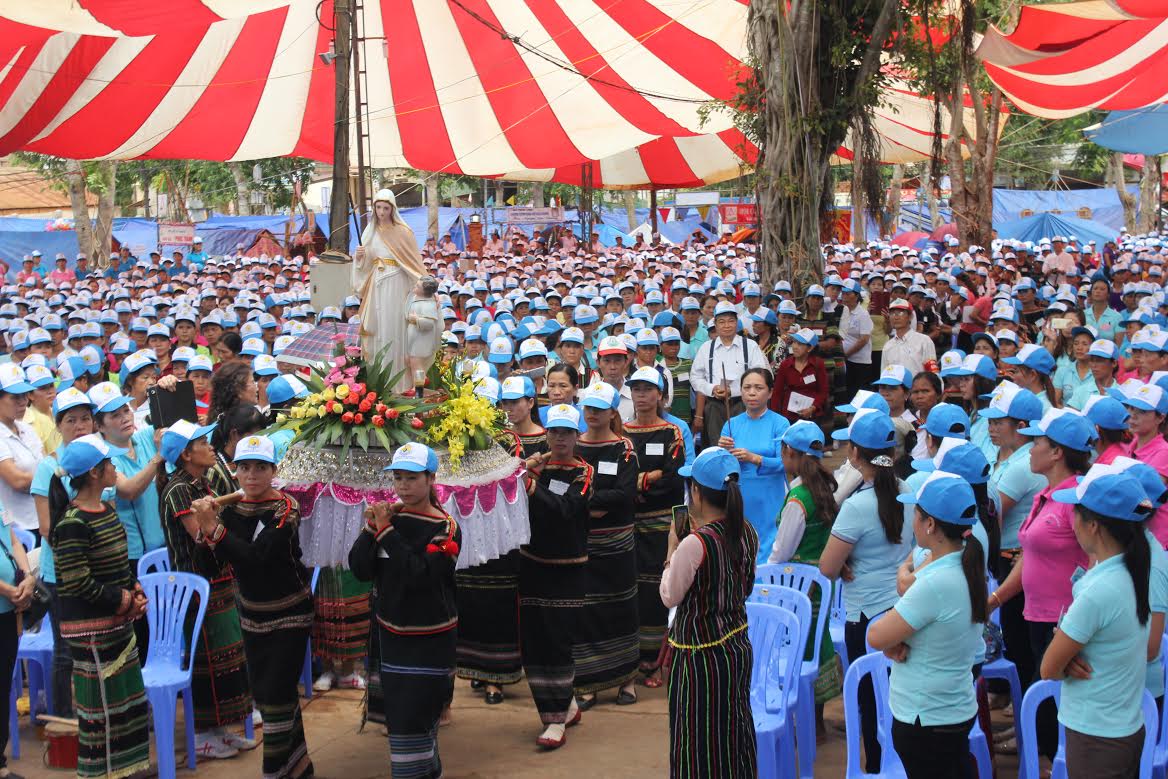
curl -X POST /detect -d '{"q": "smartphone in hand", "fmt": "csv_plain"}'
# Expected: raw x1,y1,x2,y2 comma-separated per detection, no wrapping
672,504,690,541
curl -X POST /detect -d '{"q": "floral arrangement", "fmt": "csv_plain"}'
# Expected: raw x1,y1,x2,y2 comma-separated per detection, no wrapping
422,357,505,470
271,336,436,457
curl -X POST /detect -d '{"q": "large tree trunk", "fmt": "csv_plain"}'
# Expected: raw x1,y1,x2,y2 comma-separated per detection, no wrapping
65,159,96,263
1138,156,1161,233
885,164,904,237
944,61,1002,250
623,190,637,232
494,180,505,208
229,162,251,216
93,161,118,262
532,181,545,208
851,154,867,245
749,0,899,290
426,175,440,240
922,163,942,229
1110,153,1136,231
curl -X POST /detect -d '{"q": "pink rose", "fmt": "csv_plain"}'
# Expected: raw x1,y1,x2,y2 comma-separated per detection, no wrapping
333,355,348,368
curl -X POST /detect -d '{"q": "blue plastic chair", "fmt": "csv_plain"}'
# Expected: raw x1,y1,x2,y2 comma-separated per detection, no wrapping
139,572,210,779
1154,636,1168,779
757,562,835,779
747,602,802,779
830,579,849,674
980,576,1023,731
8,655,20,761
300,567,321,699
750,581,815,777
137,547,171,578
10,526,53,720
1021,679,1158,779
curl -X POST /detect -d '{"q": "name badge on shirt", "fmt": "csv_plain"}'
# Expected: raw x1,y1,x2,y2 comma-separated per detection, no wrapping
549,479,570,496
803,374,816,385
645,443,665,456
677,373,689,382
598,461,619,475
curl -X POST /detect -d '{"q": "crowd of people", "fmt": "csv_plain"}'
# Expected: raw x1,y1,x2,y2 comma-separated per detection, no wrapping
0,217,1165,779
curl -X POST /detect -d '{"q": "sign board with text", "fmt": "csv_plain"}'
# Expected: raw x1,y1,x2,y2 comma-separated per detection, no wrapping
675,191,720,207
719,203,758,225
158,222,196,245
496,206,565,224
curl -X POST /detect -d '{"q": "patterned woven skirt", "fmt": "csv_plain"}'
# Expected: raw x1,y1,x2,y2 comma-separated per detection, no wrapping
807,586,842,704
519,556,584,725
189,576,253,730
635,508,671,671
668,630,757,778
70,626,151,779
312,566,372,666
379,627,456,779
572,523,639,695
242,626,314,779
455,550,522,684
363,617,385,728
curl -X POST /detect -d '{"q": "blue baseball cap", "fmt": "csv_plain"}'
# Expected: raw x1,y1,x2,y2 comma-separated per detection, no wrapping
831,408,897,449
56,355,89,390
781,420,826,458
545,403,582,430
679,446,741,491
1087,339,1119,360
751,309,778,326
1082,394,1130,431
873,365,913,389
385,442,439,473
1019,408,1097,452
233,435,277,464
1002,344,1056,376
979,381,1043,422
912,438,991,484
1051,463,1154,522
52,387,94,417
792,328,819,348
87,381,130,414
938,349,967,377
160,419,217,465
500,375,536,400
266,375,309,407
948,354,998,381
580,381,621,410
898,470,978,525
1111,382,1168,414
836,389,890,415
922,403,970,439
59,434,127,478
1112,456,1168,508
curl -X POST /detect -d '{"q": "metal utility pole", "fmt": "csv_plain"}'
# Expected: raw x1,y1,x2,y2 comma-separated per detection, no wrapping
327,0,353,252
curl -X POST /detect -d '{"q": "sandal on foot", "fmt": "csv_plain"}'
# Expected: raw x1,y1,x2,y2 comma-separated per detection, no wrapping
485,689,505,705
615,689,637,706
537,725,566,750
639,675,664,689
576,694,597,712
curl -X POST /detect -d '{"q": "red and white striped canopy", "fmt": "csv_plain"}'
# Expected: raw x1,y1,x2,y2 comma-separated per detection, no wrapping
977,0,1168,118
0,0,752,187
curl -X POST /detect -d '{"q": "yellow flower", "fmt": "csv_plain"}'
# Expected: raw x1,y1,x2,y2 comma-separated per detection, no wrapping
317,406,328,418
290,406,304,419
332,402,344,414
323,388,336,402
335,384,350,400
308,393,321,404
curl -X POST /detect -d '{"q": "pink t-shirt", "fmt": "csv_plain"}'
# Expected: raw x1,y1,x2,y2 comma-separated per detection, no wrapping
1095,442,1129,466
1018,475,1089,623
1129,435,1168,477
1148,505,1168,550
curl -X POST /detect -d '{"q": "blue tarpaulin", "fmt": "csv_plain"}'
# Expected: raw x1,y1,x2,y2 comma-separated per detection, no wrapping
993,212,1118,247
1084,105,1168,156
992,188,1134,233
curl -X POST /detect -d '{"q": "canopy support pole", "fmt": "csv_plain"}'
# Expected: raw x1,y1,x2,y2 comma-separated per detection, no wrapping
328,0,353,252
650,188,658,237
581,164,594,248
352,0,369,235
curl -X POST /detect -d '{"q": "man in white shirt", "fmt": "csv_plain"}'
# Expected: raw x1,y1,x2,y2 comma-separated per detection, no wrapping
838,279,875,397
881,298,937,376
690,301,769,449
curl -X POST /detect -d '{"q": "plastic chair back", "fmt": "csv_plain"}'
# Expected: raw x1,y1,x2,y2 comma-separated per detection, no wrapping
10,527,36,554
138,572,210,676
137,547,171,578
1156,637,1168,775
757,562,833,669
1020,680,1063,779
746,602,801,717
842,651,897,778
750,583,812,661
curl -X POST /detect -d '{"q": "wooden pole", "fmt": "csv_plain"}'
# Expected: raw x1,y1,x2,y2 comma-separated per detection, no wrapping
650,188,658,237
327,0,352,252
351,0,367,236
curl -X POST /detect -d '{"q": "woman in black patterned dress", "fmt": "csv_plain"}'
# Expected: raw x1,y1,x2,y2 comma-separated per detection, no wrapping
573,381,640,708
518,403,593,750
623,366,686,685
455,375,542,703
190,434,315,779
349,442,461,778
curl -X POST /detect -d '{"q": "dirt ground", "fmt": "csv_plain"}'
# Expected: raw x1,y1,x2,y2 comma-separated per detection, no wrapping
10,678,1022,778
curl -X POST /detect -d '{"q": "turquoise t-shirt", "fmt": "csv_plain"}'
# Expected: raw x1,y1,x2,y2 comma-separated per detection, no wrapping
1085,306,1123,342
1059,555,1149,738
890,551,982,725
831,483,915,621
910,519,991,665
1147,533,1168,698
990,443,1046,549
109,427,165,561
970,415,998,465
1053,360,1095,406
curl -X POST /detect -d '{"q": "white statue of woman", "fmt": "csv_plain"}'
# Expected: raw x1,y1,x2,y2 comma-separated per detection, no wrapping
352,189,426,390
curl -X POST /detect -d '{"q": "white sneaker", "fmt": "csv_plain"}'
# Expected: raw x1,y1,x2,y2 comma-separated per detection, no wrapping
312,671,336,692
336,672,367,690
251,707,263,726
194,734,239,760
220,731,258,751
